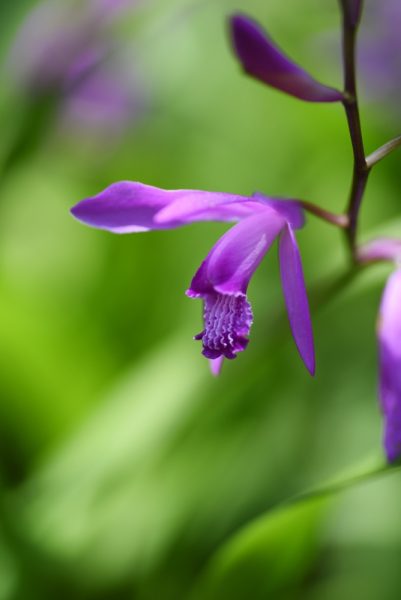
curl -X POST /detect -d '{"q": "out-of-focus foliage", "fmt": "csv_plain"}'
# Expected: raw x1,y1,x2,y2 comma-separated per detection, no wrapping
0,0,400,599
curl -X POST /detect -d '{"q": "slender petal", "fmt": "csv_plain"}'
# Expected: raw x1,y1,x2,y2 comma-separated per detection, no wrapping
188,209,285,360
230,14,343,102
156,190,304,230
209,356,224,376
189,209,285,296
279,225,315,375
378,269,401,462
357,238,401,264
155,194,263,225
71,182,250,233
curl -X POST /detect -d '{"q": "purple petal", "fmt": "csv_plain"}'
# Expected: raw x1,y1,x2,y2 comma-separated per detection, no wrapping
71,183,267,233
155,193,259,224
378,269,401,462
230,14,343,102
279,225,315,375
187,209,285,361
156,191,305,230
357,238,401,264
209,356,224,376
189,208,285,296
71,182,173,232
252,194,305,230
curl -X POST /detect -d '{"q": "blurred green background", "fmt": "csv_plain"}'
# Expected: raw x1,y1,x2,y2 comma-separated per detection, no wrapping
0,0,400,598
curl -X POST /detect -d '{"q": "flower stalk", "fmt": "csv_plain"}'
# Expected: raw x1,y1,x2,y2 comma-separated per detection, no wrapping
339,0,372,259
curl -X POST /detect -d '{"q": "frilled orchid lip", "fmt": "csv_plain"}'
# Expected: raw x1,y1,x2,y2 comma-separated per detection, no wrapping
71,181,315,375
229,14,343,103
378,269,401,462
189,291,253,360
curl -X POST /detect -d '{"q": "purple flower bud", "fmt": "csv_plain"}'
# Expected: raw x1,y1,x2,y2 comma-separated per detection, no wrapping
229,14,343,103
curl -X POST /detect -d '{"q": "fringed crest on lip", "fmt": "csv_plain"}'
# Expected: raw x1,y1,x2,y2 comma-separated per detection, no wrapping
192,292,253,360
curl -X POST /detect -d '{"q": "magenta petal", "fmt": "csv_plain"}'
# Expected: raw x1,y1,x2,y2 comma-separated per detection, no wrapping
378,270,401,463
252,194,305,230
71,182,175,232
189,208,285,296
157,191,305,230
279,225,315,375
71,183,273,233
209,356,224,376
188,208,285,361
230,14,343,103
154,191,251,224
357,238,401,264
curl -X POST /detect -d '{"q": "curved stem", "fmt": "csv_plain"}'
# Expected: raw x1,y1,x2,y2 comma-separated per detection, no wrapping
340,0,370,261
300,201,349,228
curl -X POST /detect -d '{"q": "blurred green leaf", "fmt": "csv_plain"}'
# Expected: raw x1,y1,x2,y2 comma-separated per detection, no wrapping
192,497,327,600
192,460,401,600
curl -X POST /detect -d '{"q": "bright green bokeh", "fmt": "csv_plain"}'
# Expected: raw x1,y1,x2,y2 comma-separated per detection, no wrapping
0,1,400,598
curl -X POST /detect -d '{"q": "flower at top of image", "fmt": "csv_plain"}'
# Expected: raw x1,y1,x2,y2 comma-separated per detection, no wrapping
229,14,343,102
71,182,315,376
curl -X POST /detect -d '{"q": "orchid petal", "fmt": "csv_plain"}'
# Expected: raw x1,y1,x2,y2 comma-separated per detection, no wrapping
252,194,305,230
157,191,305,230
188,209,285,361
230,14,343,103
279,225,315,375
209,356,224,376
189,208,285,296
71,182,255,233
378,269,401,462
357,238,401,264
155,194,262,224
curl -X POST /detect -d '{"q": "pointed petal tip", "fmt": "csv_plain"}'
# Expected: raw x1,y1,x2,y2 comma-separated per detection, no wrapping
306,358,316,377
279,225,315,376
209,356,224,376
229,12,343,103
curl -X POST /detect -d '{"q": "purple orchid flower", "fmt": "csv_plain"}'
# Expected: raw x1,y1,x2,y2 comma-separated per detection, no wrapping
360,239,401,462
229,14,343,103
71,182,315,375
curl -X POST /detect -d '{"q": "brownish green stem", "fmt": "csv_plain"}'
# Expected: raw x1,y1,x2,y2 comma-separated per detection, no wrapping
300,201,349,228
340,0,370,261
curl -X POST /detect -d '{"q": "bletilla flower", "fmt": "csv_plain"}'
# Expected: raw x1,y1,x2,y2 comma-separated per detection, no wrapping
359,239,401,462
71,183,315,375
229,14,343,102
